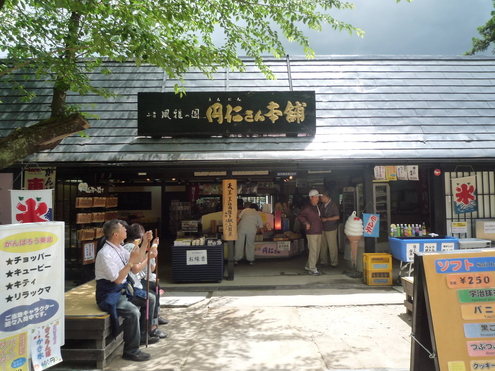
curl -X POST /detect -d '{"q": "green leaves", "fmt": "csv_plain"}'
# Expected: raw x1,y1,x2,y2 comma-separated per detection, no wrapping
1,0,364,108
466,1,495,55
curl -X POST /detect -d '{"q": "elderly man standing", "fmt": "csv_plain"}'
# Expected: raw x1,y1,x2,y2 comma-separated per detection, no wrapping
297,189,323,275
319,191,340,268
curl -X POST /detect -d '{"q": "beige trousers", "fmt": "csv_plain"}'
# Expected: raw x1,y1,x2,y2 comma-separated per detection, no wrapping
320,229,339,266
306,234,322,272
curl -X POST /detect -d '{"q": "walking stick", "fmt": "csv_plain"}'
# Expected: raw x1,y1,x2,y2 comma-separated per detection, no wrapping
145,243,151,347
154,228,159,297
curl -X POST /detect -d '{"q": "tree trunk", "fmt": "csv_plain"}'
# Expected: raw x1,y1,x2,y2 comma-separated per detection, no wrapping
0,113,90,170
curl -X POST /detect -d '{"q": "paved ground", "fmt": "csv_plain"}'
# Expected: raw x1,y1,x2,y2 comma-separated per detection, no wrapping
58,251,413,370
55,286,412,371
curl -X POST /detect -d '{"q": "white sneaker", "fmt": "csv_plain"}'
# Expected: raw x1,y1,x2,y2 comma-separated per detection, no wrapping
309,270,320,276
304,266,310,271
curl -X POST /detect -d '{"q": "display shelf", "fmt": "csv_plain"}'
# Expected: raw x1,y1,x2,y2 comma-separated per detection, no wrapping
75,190,119,265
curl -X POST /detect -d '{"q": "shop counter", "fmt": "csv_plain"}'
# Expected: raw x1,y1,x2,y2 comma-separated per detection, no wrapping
172,245,224,283
254,238,305,259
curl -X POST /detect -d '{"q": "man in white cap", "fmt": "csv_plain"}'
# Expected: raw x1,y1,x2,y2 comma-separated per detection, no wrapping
297,189,323,275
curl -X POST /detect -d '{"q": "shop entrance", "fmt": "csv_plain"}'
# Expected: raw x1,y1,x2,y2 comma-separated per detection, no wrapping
57,164,431,284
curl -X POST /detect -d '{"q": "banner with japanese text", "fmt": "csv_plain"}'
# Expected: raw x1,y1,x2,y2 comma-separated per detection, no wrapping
23,167,56,190
29,320,63,370
0,222,65,368
10,190,53,224
1,332,29,371
222,180,237,241
452,175,478,214
363,213,380,238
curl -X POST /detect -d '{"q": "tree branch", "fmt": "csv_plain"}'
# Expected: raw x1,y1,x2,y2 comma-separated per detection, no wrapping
0,113,90,170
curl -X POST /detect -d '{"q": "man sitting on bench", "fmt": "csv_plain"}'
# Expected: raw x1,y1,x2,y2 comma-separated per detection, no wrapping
95,219,160,362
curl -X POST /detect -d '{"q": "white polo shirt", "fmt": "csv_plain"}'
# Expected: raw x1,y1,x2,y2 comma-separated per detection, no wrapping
95,241,129,283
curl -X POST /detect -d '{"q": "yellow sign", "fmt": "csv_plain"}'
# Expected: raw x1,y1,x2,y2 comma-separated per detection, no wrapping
422,250,495,370
222,179,237,241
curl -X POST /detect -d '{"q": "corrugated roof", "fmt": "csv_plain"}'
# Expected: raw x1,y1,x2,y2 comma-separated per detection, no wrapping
2,55,495,167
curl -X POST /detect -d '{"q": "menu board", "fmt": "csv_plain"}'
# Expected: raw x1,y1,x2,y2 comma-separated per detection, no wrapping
412,249,495,371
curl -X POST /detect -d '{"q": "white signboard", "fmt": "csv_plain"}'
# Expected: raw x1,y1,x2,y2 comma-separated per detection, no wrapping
441,242,455,251
0,222,65,369
186,250,207,265
484,222,495,234
424,243,436,252
406,243,420,262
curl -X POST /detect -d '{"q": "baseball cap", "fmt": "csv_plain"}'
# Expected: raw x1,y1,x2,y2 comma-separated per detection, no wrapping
308,189,322,197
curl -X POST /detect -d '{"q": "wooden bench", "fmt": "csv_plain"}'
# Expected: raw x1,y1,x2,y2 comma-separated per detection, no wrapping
401,276,414,315
62,280,124,368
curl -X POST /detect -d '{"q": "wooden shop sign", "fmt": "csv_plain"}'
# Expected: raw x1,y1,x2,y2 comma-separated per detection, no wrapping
138,91,316,137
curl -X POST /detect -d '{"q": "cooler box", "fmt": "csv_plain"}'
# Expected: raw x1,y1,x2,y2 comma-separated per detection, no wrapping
458,238,492,249
389,236,459,263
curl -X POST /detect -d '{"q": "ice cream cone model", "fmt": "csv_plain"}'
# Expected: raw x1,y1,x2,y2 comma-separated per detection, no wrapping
344,211,364,268
347,235,362,266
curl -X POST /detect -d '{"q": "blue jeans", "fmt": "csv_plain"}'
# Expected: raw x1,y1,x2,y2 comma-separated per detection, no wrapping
116,294,141,355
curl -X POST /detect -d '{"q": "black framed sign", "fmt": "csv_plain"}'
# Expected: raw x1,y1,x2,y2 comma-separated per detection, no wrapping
138,91,316,137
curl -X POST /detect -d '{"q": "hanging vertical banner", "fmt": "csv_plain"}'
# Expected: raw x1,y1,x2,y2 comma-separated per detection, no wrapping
452,175,477,214
407,165,420,181
363,213,380,238
374,166,386,180
396,166,408,180
222,179,238,241
385,166,397,181
23,167,56,190
10,190,53,224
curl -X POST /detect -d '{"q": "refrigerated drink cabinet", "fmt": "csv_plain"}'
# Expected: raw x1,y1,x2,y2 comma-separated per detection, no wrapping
373,183,391,243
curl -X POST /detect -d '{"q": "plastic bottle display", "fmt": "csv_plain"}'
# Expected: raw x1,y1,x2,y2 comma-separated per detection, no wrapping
390,223,427,237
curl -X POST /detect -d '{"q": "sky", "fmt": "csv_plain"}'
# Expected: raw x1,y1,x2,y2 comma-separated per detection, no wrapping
280,0,494,56
0,0,492,58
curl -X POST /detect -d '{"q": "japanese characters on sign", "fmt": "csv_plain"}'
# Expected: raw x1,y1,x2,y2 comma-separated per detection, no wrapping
452,175,478,215
10,190,53,224
23,168,56,191
138,91,316,137
422,250,495,371
363,213,380,238
29,320,62,370
374,165,419,181
0,222,65,363
222,180,237,241
1,332,28,371
186,250,207,266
